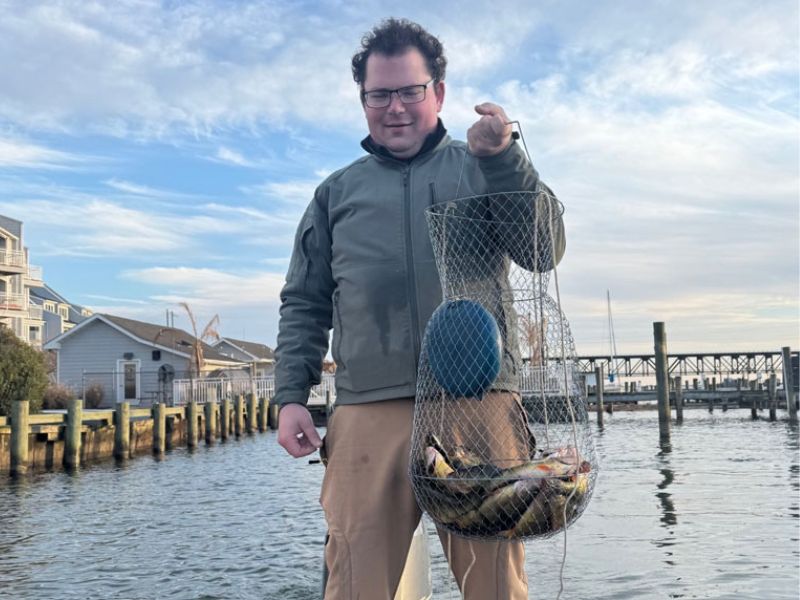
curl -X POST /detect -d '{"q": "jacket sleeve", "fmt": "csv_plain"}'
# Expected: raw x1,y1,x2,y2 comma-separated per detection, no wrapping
273,186,335,407
477,141,566,272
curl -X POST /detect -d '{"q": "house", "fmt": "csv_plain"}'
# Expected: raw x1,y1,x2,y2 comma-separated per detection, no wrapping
29,283,92,343
44,313,245,406
212,337,275,377
0,214,46,348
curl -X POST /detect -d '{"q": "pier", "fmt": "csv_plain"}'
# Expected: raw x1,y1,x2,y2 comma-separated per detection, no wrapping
576,349,795,379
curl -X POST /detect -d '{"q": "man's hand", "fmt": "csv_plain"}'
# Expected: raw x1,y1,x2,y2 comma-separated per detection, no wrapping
277,403,323,458
467,102,513,157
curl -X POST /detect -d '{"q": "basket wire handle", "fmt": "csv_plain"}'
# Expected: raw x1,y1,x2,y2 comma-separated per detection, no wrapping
453,120,527,200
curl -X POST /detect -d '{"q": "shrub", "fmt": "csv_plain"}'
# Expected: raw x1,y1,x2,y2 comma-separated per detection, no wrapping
42,384,76,410
0,325,48,415
84,382,104,409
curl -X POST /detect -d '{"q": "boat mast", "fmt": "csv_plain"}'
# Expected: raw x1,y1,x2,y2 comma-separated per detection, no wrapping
607,289,618,382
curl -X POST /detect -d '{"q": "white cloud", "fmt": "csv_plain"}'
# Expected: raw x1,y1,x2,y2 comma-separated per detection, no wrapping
122,266,286,309
104,178,164,196
0,196,254,257
240,179,320,209
0,137,85,169
211,146,260,168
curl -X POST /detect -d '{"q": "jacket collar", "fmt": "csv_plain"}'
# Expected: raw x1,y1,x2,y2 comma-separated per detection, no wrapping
360,119,448,163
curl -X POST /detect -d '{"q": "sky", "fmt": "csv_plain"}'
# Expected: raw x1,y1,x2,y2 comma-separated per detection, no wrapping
1,0,797,355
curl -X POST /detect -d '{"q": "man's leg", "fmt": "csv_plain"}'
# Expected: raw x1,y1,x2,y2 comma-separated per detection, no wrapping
437,528,528,599
434,390,531,599
320,399,421,600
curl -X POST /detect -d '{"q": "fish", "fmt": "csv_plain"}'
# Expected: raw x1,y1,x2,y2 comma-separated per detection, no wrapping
450,445,484,469
549,493,568,531
452,477,544,534
489,456,579,487
548,472,590,497
425,446,455,479
504,487,552,538
540,447,592,474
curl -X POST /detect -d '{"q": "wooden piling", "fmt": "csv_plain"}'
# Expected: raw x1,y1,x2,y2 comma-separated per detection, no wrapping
10,400,30,475
153,403,166,454
595,366,604,427
674,375,683,424
205,401,216,444
186,402,198,448
782,346,797,423
258,397,269,432
220,398,231,440
269,401,280,430
64,398,83,468
653,322,671,442
234,395,244,437
769,373,777,421
114,402,130,459
246,393,257,434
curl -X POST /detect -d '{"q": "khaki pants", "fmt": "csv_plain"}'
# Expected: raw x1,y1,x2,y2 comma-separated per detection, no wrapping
320,396,529,599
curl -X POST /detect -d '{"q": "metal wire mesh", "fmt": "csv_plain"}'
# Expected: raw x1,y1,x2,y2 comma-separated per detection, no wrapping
409,191,597,541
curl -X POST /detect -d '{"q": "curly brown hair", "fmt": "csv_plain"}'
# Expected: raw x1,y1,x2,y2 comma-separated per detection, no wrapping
351,18,447,88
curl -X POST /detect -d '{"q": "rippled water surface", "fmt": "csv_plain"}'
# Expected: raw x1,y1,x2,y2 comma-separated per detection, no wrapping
1,410,798,599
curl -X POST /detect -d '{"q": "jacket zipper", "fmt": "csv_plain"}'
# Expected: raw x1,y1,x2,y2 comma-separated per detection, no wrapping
403,166,421,375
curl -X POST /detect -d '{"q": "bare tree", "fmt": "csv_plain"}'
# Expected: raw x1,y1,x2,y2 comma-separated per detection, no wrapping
179,302,220,378
519,313,547,367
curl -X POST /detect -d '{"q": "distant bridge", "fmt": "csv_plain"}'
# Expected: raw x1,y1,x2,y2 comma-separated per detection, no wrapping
575,350,798,378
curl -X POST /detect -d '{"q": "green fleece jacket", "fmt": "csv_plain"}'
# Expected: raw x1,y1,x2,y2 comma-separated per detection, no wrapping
274,130,565,407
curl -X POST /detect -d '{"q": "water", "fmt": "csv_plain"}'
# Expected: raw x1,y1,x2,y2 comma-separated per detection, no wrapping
0,410,797,599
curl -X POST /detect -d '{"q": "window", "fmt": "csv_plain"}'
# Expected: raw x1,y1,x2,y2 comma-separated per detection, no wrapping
44,302,55,312
59,306,68,320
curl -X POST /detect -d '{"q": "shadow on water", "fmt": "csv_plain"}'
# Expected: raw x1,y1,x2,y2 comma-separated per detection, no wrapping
786,422,799,521
654,439,678,567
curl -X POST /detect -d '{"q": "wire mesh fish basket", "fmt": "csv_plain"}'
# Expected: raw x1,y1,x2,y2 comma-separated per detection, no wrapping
409,190,597,541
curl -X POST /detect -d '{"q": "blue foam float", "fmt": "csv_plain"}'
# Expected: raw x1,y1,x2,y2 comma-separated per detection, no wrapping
425,299,502,398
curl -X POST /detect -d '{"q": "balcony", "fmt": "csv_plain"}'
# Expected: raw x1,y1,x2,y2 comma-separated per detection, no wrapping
25,264,43,283
28,304,44,320
0,293,27,314
0,249,25,274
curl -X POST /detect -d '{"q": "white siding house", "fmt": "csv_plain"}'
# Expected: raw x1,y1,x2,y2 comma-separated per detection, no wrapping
212,337,275,377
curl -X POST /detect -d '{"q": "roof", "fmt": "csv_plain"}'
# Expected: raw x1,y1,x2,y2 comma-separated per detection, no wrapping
29,284,90,324
29,283,74,305
216,337,275,361
0,215,22,238
45,313,240,364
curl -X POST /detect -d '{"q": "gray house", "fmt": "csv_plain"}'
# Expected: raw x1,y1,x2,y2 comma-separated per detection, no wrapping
212,337,275,377
29,283,91,343
44,313,244,406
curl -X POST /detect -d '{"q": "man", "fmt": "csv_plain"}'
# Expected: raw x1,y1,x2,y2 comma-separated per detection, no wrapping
274,18,564,599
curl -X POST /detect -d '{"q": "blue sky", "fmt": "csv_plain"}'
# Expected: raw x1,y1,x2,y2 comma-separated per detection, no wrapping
1,0,797,354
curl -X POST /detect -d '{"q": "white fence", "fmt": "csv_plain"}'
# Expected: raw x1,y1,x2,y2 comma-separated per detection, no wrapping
519,364,575,395
172,374,336,406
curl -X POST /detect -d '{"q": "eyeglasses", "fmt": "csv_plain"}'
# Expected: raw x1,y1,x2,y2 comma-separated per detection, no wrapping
362,79,435,108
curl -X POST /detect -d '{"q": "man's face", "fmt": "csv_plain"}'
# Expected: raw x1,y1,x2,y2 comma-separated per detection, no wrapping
362,48,445,159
